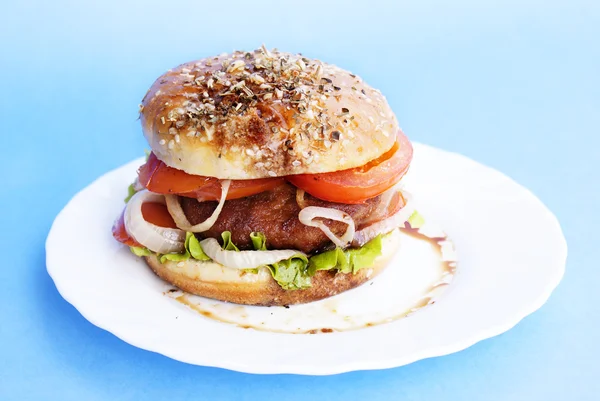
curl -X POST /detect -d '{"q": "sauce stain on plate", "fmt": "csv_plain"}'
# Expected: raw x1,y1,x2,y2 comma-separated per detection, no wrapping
167,224,457,334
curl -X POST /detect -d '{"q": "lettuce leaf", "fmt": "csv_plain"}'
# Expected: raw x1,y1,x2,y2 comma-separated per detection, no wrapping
124,183,137,203
186,232,210,260
128,227,385,291
158,232,210,263
407,211,425,229
250,232,267,251
221,231,239,251
130,246,152,257
249,232,310,289
308,235,383,275
160,252,190,263
269,257,311,290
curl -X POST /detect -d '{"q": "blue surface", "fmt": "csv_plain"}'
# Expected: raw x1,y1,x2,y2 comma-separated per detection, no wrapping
1,0,598,399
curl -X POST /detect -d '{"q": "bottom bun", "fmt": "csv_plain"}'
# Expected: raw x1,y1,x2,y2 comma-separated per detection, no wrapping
145,229,401,306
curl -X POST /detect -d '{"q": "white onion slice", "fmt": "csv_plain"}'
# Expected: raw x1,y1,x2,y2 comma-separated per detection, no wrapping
298,206,355,248
295,188,307,209
165,180,231,232
200,238,305,269
132,176,145,192
352,192,415,247
124,190,186,254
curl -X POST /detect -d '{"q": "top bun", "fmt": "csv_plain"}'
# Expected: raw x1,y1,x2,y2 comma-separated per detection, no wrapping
140,46,399,179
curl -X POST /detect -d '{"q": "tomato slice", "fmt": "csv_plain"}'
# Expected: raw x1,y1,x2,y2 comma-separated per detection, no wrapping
112,202,177,246
287,131,413,204
112,209,141,247
141,202,177,228
139,153,284,201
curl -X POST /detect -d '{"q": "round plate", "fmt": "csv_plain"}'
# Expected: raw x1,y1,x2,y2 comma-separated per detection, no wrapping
46,144,566,375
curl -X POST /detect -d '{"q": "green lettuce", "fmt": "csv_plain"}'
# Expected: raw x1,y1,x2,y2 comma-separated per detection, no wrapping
124,183,137,203
130,246,152,257
158,232,210,263
128,229,386,291
308,235,383,275
270,257,311,290
249,232,311,290
407,211,425,229
221,231,239,251
186,232,210,260
250,232,267,250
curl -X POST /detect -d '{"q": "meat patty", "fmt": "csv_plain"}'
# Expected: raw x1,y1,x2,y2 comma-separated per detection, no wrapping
180,183,403,254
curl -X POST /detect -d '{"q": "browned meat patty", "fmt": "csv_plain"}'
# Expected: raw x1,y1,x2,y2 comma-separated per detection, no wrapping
179,183,402,254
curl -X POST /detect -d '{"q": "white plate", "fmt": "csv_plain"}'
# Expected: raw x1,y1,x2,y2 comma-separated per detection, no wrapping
46,144,567,375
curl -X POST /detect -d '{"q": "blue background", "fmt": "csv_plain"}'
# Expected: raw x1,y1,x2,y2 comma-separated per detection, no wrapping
1,0,598,399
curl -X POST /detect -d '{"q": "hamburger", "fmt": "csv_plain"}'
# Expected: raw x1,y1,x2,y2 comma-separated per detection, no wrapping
112,46,416,306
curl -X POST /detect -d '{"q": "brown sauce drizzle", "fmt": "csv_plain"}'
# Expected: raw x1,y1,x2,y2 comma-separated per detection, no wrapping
171,226,456,334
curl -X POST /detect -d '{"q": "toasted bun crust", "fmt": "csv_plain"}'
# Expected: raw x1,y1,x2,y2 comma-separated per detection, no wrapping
140,47,398,179
145,229,401,306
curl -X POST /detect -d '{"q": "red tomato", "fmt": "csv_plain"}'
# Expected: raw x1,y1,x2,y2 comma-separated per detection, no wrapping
138,153,284,201
141,202,177,228
112,209,141,247
287,131,413,204
112,202,177,246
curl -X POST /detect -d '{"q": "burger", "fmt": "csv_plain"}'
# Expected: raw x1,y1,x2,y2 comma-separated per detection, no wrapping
112,46,416,306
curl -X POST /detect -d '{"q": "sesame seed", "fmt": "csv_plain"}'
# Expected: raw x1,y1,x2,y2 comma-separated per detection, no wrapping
168,139,175,149
161,117,166,125
324,140,332,148
260,44,272,58
159,139,166,145
314,65,323,80
175,134,180,143
187,130,196,137
169,127,178,135
292,160,301,167
227,59,246,73
245,148,255,156
263,93,273,100
249,74,265,84
267,170,277,177
368,116,375,123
